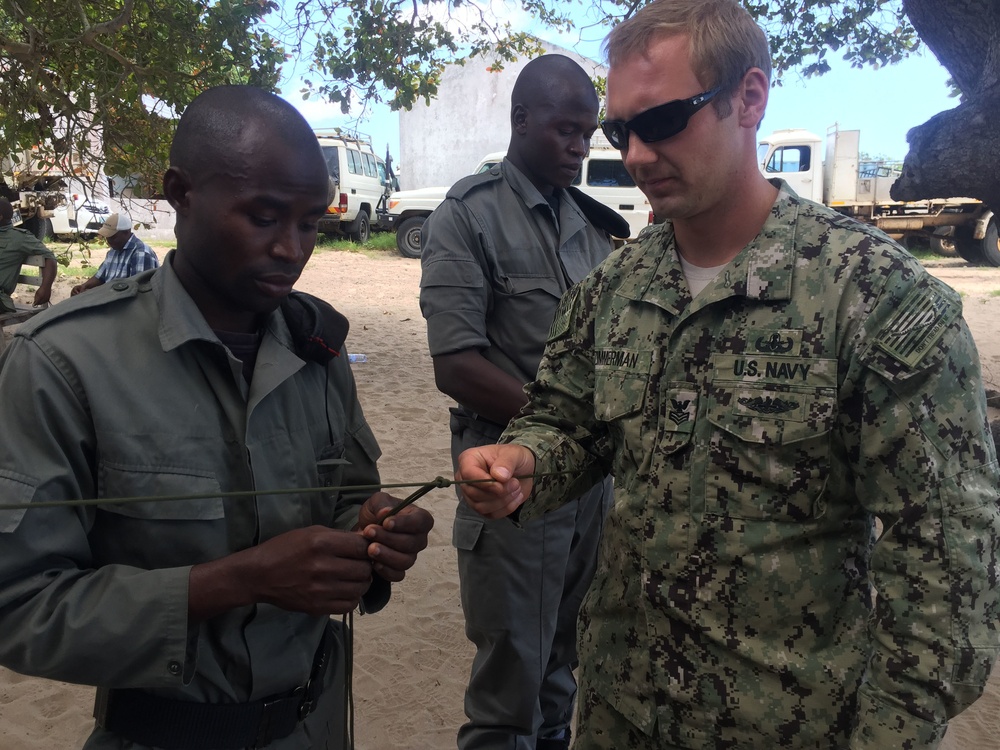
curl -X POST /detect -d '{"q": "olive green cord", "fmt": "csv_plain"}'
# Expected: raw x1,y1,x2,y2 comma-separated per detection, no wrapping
0,472,573,512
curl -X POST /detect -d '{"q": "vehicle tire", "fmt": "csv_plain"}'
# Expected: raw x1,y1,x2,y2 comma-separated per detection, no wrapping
23,216,53,241
981,217,1000,267
348,210,370,244
954,225,985,265
928,227,957,257
927,235,956,256
395,216,426,258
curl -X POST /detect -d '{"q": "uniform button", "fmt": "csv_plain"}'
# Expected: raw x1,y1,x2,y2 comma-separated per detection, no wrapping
138,285,152,293
112,282,129,291
168,660,182,675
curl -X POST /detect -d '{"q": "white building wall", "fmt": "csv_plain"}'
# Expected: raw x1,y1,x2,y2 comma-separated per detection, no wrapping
399,40,607,191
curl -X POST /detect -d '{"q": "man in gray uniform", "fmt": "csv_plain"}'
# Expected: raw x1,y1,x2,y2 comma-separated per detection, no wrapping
0,197,56,311
419,55,626,750
0,86,433,750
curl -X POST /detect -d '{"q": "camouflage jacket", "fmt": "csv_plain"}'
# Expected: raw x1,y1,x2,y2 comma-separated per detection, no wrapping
503,184,1000,748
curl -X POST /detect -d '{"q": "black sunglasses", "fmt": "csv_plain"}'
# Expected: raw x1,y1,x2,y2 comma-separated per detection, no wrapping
600,88,720,150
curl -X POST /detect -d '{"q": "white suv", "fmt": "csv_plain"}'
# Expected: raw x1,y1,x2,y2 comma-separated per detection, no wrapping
315,131,393,243
51,193,111,239
385,138,650,257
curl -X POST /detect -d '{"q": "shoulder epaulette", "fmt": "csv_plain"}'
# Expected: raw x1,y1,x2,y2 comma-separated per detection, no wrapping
16,275,147,337
447,166,503,201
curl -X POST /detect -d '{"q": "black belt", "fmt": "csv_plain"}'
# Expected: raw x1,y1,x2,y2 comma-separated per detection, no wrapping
94,624,336,749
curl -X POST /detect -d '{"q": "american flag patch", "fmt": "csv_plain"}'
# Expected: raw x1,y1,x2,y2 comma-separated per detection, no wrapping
875,284,958,368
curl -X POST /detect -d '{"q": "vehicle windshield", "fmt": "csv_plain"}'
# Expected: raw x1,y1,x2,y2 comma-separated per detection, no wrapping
756,143,771,168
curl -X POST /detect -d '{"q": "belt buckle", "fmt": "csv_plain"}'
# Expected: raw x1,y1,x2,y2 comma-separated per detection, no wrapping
254,687,302,749
295,682,313,720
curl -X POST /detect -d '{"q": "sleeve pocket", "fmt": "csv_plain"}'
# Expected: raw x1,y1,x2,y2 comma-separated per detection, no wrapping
0,471,34,533
420,258,484,289
452,515,484,551
350,422,382,464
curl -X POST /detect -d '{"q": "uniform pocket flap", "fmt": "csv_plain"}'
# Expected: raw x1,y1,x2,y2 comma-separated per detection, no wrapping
98,462,225,520
707,384,836,445
420,258,484,289
505,274,564,298
0,470,35,533
594,349,653,421
452,515,484,551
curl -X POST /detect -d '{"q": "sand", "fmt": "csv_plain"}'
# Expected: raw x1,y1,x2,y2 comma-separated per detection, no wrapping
1,249,999,749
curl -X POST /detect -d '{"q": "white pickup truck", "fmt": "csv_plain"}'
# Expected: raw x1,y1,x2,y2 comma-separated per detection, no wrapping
757,126,997,266
2,146,111,241
384,135,652,258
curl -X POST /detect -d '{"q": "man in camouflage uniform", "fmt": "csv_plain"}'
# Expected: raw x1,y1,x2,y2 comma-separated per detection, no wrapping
0,198,56,312
456,1,1000,748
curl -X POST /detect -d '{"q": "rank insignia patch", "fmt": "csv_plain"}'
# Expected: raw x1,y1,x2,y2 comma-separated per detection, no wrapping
663,388,698,432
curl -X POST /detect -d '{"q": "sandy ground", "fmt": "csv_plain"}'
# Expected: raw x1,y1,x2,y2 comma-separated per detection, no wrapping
1,249,999,749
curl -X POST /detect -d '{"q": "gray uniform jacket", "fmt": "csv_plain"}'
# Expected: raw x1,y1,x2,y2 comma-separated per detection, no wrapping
420,158,615,406
0,256,386,748
504,183,1000,748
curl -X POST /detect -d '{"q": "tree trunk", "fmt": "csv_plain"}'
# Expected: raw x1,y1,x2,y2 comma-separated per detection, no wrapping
892,0,1000,207
892,96,1000,205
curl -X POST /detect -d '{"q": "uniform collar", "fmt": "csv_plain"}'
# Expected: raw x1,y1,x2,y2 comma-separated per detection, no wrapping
152,251,295,354
501,158,588,243
501,157,553,211
616,179,800,314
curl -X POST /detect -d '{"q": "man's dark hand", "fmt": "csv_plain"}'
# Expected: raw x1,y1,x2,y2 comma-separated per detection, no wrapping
357,492,434,583
189,525,374,621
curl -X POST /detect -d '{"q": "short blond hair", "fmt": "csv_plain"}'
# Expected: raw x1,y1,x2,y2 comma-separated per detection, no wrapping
603,0,771,118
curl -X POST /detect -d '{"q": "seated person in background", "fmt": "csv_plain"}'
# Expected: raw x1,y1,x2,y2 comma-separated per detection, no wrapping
0,197,56,312
71,211,159,295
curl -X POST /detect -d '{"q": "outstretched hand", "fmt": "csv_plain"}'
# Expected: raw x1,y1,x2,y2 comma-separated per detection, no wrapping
455,444,536,519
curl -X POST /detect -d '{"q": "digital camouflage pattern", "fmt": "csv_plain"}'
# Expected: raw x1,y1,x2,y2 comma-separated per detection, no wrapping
503,182,1000,748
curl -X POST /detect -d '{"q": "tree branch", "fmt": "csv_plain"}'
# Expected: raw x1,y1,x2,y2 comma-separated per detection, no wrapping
81,0,136,39
0,34,34,58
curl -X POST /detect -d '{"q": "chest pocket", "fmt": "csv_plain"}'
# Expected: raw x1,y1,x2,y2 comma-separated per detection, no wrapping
594,349,658,482
705,381,836,521
97,460,225,520
502,273,564,300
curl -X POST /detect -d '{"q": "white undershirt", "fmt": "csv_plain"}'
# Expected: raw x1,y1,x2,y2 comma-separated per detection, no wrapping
679,253,728,297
